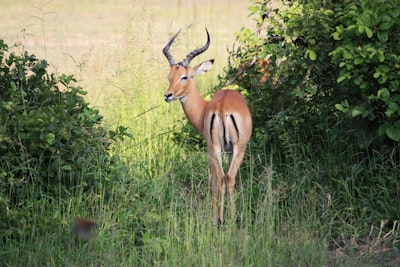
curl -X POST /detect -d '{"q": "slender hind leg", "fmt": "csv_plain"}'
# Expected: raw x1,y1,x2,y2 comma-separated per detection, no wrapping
226,144,246,222
208,146,225,225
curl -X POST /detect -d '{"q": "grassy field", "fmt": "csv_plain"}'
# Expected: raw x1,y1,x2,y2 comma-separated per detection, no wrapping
1,0,253,132
1,0,398,266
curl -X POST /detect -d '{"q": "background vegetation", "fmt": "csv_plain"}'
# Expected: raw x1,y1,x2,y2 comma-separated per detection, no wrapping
221,0,400,214
1,0,399,266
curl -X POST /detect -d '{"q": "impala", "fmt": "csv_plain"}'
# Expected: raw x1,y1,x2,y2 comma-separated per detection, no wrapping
163,28,252,224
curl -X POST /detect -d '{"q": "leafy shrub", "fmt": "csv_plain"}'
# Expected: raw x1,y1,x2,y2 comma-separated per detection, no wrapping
222,0,400,155
0,40,127,235
218,0,400,238
330,1,400,145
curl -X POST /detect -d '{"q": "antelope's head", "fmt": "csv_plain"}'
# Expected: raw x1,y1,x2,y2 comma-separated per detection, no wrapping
162,28,214,103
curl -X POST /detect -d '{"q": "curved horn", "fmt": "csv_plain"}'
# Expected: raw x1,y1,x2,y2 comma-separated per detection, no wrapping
181,28,210,67
163,29,181,66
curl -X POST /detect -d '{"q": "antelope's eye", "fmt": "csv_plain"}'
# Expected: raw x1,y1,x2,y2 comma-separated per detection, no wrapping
180,75,188,81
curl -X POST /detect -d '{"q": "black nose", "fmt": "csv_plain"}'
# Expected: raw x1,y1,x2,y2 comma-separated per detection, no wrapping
164,93,172,102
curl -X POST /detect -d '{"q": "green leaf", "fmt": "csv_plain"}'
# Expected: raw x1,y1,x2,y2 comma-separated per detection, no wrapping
354,76,363,85
61,165,72,171
357,24,364,34
306,86,317,95
335,104,348,112
335,100,349,113
387,101,399,114
336,25,344,33
308,50,317,61
386,124,400,142
343,51,352,59
377,88,390,99
46,133,56,145
378,75,388,84
353,57,363,65
5,101,13,110
351,106,365,117
360,81,368,90
378,64,390,73
377,31,389,43
365,26,373,38
332,32,341,40
337,75,347,83
248,5,259,12
347,24,357,31
378,124,390,137
378,52,385,62
379,22,392,31
10,82,17,92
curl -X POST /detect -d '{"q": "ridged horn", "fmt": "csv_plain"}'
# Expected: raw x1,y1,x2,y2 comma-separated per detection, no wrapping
181,28,210,67
163,29,181,66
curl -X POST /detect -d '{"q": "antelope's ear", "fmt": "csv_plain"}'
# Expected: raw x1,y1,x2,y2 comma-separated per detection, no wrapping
191,59,214,77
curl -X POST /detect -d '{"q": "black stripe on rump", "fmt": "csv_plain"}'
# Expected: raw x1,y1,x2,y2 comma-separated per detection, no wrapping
222,114,226,147
230,114,239,138
210,113,216,143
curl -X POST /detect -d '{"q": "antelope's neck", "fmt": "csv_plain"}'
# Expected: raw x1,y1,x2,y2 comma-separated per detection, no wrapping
180,85,208,134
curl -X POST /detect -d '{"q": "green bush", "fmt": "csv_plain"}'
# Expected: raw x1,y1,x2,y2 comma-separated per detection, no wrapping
0,40,127,235
219,0,400,237
331,1,400,145
223,0,400,155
